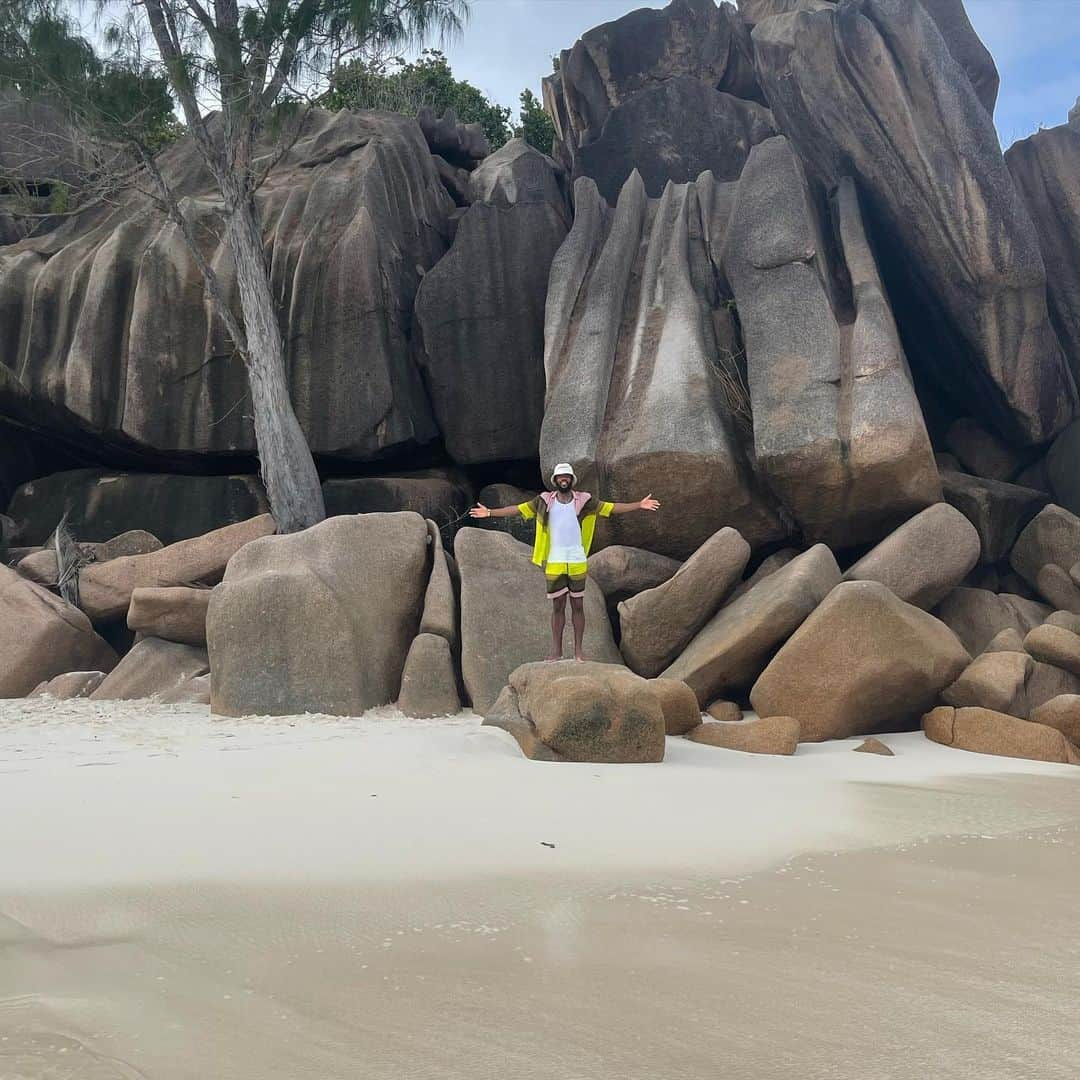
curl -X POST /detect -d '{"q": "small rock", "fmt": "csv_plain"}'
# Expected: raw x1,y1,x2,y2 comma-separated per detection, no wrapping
705,700,743,724
982,628,1025,653
30,671,107,699
1024,624,1080,677
686,717,800,756
853,738,894,756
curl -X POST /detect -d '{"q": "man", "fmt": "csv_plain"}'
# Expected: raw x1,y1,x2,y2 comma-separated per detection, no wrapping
470,463,660,662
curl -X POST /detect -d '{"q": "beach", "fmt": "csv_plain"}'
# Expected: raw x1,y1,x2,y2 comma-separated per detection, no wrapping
1,699,1078,1079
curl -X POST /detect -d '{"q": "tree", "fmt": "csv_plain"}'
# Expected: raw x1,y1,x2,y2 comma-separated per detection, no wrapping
2,0,468,533
515,87,553,154
322,48,512,149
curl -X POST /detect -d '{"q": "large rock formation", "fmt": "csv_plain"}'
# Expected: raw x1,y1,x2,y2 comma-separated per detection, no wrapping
750,0,1077,446
414,140,570,465
544,0,770,199
208,513,430,716
722,138,940,546
540,171,787,559
0,109,453,462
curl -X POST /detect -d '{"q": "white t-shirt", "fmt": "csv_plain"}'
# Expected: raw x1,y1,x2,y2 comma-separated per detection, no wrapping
547,498,587,564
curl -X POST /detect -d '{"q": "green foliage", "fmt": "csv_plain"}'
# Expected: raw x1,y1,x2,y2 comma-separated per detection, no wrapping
322,49,513,149
515,87,554,153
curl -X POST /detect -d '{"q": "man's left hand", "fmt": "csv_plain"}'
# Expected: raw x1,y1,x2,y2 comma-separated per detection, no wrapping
639,494,660,512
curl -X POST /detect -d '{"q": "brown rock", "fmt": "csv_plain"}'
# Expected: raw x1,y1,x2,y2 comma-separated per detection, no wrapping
842,503,980,610
397,633,461,718
91,637,210,701
934,587,1048,657
80,515,276,623
618,527,750,677
939,470,1047,566
751,581,971,741
727,549,800,603
157,672,212,705
127,586,212,646
1046,611,1080,635
686,717,800,756
418,520,458,649
17,529,163,586
1035,564,1080,614
588,546,682,608
853,737,894,756
922,705,1080,765
944,418,1033,482
940,651,1032,716
650,677,702,736
0,564,117,697
983,628,1026,653
706,700,744,724
29,671,107,699
1023,625,1080,678
1011,505,1080,593
663,545,841,706
456,529,620,713
483,661,665,763
208,514,429,717
1029,695,1080,744
1024,660,1080,714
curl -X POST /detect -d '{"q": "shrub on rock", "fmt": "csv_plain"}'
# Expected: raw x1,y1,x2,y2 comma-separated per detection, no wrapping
483,661,665,763
751,581,970,741
923,705,1080,765
208,513,429,717
0,565,117,697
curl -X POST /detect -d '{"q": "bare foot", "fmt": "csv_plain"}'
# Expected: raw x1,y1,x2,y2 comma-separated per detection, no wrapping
545,653,563,663
574,653,586,662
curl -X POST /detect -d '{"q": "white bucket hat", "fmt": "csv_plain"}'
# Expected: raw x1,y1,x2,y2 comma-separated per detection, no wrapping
550,462,577,484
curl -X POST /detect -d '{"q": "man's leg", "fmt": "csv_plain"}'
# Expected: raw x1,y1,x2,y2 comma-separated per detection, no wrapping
569,595,586,661
549,593,567,661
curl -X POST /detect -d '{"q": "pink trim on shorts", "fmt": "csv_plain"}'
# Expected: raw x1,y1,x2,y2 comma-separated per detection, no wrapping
547,586,570,599
568,589,585,598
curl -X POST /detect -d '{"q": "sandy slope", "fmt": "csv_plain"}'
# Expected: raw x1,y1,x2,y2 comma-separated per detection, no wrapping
1,699,1078,1079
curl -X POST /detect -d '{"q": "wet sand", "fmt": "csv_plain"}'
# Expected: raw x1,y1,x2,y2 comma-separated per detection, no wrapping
1,702,1078,1079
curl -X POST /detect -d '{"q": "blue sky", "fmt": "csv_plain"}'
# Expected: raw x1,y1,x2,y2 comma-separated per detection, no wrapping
434,0,1080,146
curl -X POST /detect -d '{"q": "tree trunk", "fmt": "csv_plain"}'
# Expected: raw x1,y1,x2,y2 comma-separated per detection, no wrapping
225,189,326,533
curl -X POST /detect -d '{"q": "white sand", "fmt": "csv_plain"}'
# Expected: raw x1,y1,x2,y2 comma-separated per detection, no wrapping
2,699,1078,1079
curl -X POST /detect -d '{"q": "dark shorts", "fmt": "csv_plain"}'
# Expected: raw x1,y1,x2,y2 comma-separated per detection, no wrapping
545,561,588,599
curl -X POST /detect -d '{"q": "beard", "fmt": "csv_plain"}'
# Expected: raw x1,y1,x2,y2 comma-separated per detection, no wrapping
555,478,573,491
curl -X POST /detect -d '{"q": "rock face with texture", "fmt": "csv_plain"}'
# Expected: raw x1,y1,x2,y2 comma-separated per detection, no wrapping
419,520,458,648
456,529,620,713
751,0,1077,446
397,634,461,718
414,140,570,465
30,670,107,699
923,705,1080,765
1024,625,1080,679
541,171,786,559
940,650,1032,717
618,527,750,676
321,473,471,526
751,581,970,741
208,514,429,717
17,529,162,587
940,470,1048,566
650,677,702,735
79,515,275,623
0,110,452,463
1030,695,1080,745
842,504,979,610
7,470,270,546
0,564,117,696
1011,506,1080,598
127,586,212,646
1006,122,1080,387
663,544,841,705
544,0,769,199
483,660,666,763
934,587,1050,657
588,546,682,608
1045,421,1080,519
722,139,940,547
686,715,800,755
91,637,210,701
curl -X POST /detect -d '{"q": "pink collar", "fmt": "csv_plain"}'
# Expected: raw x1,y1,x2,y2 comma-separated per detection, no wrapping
540,490,591,513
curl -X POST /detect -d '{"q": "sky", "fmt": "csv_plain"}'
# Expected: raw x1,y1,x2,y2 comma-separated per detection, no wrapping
431,0,1080,147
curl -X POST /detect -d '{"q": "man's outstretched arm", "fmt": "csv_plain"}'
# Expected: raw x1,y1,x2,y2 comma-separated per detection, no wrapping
608,495,661,515
469,503,523,519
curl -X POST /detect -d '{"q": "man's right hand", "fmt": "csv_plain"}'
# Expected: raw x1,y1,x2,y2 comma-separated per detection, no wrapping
469,504,491,519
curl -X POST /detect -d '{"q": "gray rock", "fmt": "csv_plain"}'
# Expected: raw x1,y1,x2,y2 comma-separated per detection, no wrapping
541,171,786,559
1045,420,1080,518
127,586,212,646
397,634,461,718
944,418,1036,482
751,581,971,741
722,138,940,547
7,470,270,546
482,660,665,763
663,544,841,706
1029,694,1080,744
1011,505,1080,593
917,0,999,114
1024,660,1080,714
17,529,163,587
1035,564,1080,615
468,138,570,219
728,549,800,603
1024,625,1080,678
419,520,458,649
208,514,429,717
751,0,1076,446
588,546,682,608
0,564,117,697
29,670,107,699
1046,611,1080,635
983,628,1025,654
322,473,471,528
475,485,536,547
91,637,210,701
842,503,980,610
619,527,750,677
455,529,620,713
940,469,1048,565
418,106,488,167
